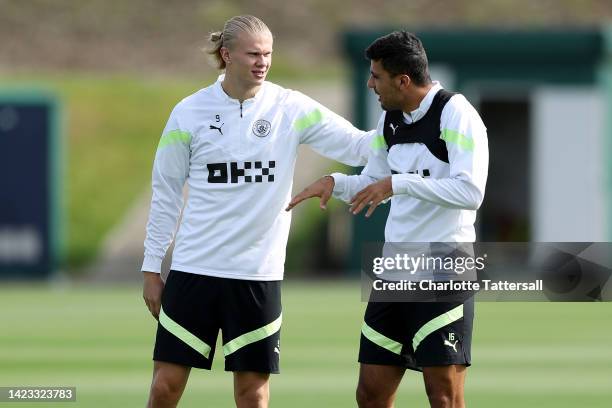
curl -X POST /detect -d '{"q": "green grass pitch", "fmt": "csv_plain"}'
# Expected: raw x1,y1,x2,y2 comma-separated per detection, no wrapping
1,281,611,407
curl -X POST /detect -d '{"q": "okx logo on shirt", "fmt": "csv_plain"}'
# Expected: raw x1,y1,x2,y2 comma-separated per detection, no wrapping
207,161,276,183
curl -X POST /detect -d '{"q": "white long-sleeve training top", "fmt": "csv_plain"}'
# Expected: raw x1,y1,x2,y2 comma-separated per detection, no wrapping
142,76,373,280
331,83,489,243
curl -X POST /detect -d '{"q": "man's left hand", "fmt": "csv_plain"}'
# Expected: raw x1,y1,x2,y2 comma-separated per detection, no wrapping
350,176,393,217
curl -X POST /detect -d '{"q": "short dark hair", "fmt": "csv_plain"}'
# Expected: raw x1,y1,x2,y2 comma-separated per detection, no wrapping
365,31,431,86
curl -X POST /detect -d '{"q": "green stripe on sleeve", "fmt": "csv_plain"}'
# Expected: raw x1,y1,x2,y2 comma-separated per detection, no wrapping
361,321,403,355
223,314,282,356
370,134,387,150
412,304,463,352
159,307,212,359
441,129,474,151
293,109,323,131
157,129,192,149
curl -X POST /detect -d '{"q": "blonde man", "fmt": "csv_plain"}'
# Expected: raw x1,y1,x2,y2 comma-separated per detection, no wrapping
142,15,373,408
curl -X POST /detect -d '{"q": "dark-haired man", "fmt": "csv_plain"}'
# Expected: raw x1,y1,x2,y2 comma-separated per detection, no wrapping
287,31,488,407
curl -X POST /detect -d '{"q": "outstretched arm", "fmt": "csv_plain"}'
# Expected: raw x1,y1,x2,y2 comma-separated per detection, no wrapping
287,115,391,212
286,175,335,211
292,91,374,166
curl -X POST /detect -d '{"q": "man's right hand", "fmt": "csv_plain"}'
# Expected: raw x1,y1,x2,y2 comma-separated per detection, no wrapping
143,272,164,320
285,175,335,211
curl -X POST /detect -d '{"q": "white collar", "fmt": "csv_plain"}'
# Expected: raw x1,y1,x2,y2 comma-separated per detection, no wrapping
213,73,265,105
402,81,443,124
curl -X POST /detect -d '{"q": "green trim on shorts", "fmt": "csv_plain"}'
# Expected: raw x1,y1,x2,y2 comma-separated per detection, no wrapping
412,304,464,352
223,314,283,356
159,306,212,359
361,321,403,355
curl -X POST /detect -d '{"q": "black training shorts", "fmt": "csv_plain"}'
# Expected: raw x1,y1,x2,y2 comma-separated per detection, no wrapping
153,270,282,373
359,296,474,372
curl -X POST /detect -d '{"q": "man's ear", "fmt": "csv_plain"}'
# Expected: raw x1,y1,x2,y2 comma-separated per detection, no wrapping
398,74,411,89
220,47,231,64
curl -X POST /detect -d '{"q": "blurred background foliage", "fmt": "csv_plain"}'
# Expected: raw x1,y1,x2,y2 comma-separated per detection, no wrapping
0,0,610,270
1,0,611,75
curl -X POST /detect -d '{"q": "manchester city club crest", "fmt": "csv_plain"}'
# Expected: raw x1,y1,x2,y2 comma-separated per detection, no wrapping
252,119,271,138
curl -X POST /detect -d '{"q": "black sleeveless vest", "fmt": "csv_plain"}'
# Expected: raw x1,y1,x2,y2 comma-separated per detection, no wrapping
383,89,456,164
